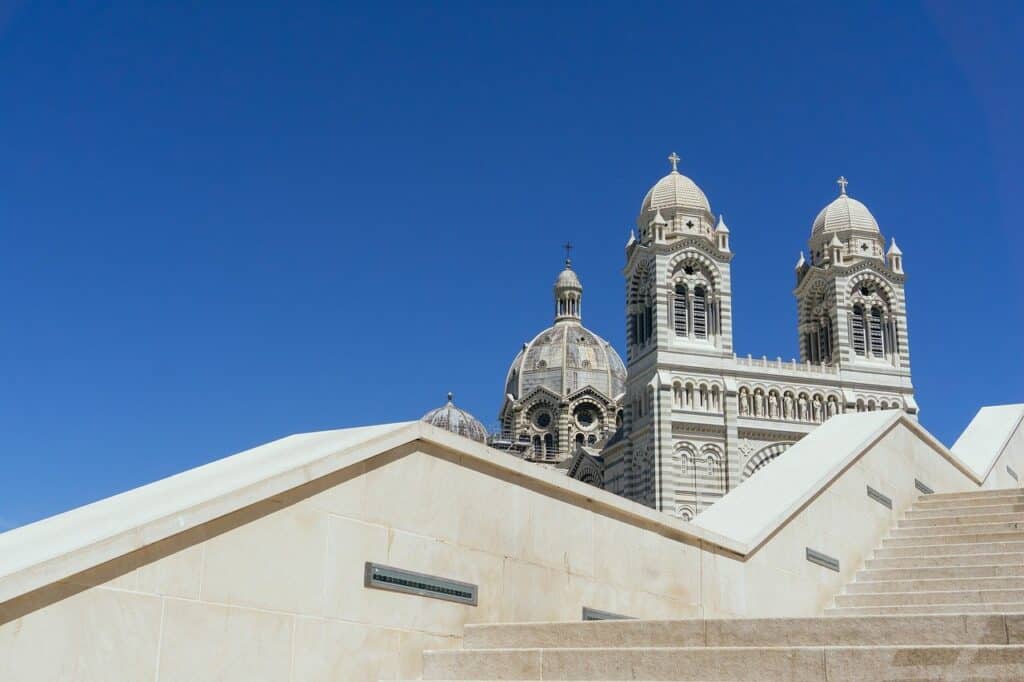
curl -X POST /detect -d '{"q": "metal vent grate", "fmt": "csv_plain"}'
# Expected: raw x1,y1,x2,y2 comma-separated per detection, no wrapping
866,485,893,509
915,478,934,495
582,607,633,621
806,547,839,572
1008,466,1019,482
364,563,477,606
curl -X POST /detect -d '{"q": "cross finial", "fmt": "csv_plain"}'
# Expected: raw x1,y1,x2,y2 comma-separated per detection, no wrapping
836,175,848,195
563,241,573,266
668,152,680,172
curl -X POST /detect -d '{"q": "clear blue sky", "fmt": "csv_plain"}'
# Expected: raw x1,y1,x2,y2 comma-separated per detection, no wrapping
1,2,1021,530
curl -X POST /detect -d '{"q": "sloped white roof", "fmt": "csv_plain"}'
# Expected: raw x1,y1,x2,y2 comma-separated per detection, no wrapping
1,406,1017,606
0,420,737,604
692,410,982,551
952,404,1024,481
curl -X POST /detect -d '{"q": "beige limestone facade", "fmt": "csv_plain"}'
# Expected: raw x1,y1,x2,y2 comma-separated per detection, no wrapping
1,406,1022,680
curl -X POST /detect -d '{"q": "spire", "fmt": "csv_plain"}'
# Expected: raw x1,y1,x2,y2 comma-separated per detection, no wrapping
796,251,806,269
887,237,904,274
714,214,729,233
650,209,668,225
836,175,849,196
626,229,636,247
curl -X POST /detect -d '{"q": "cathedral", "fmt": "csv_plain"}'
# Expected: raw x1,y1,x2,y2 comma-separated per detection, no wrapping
424,155,915,519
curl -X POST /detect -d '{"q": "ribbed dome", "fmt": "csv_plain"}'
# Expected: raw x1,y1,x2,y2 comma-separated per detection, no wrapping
555,266,581,290
421,393,488,443
812,194,880,237
505,323,626,401
640,170,712,220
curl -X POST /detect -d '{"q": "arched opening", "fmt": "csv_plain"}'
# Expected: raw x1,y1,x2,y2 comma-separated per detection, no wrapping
851,304,867,357
673,284,689,337
693,286,708,339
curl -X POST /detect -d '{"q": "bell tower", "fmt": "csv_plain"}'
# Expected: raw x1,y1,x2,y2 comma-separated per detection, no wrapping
794,177,914,412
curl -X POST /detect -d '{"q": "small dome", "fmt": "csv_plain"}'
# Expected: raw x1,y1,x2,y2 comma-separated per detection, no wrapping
555,264,581,290
811,193,880,238
640,170,712,221
421,393,488,443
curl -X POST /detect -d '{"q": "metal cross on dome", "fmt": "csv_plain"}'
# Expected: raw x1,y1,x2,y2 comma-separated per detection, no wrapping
563,241,573,265
837,175,849,195
668,152,680,172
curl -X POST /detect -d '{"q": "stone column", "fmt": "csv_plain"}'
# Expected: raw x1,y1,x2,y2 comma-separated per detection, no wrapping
655,380,674,513
723,377,741,495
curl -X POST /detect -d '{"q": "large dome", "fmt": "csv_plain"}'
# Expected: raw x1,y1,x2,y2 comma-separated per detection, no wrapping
504,322,626,401
639,170,712,222
421,393,488,443
811,193,880,237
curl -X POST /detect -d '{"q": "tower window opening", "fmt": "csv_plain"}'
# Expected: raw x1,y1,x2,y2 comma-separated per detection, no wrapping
693,286,707,339
869,307,885,358
673,284,689,337
851,305,867,357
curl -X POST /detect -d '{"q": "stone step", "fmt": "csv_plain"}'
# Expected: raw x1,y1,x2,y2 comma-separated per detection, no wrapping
900,512,1024,528
461,615,1015,649
914,494,1024,511
845,575,1024,594
826,602,1024,616
835,588,1024,608
423,645,1024,681
867,549,1024,565
919,489,1024,502
890,520,1024,537
856,563,1024,581
906,503,1024,519
881,530,1024,548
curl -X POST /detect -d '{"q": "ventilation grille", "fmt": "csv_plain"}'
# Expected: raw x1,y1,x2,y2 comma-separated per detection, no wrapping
915,478,934,495
1009,466,1019,482
364,563,477,606
806,547,839,572
866,485,892,509
582,607,633,621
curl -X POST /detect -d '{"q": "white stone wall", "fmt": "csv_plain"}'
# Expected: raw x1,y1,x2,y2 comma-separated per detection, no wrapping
2,411,1020,679
0,441,703,681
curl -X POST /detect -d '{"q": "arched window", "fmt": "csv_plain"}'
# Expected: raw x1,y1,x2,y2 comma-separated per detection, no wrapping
851,305,867,357
869,306,885,358
575,433,584,446
543,433,554,458
693,286,708,339
673,284,689,337
532,435,542,456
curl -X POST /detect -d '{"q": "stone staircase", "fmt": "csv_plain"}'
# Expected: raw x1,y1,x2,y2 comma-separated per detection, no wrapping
827,488,1024,616
417,489,1024,680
